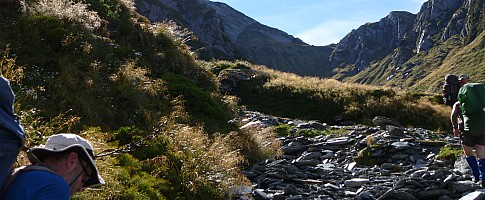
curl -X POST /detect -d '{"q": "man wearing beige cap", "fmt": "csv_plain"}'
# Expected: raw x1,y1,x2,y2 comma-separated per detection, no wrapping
0,133,105,199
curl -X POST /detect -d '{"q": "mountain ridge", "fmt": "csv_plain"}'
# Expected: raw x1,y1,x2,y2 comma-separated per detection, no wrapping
135,0,334,77
135,0,484,92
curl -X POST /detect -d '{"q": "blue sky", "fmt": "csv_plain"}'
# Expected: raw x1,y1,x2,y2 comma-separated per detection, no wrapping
210,0,428,46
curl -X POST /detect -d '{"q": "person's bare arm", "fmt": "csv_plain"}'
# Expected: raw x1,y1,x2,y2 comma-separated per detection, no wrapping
450,102,461,137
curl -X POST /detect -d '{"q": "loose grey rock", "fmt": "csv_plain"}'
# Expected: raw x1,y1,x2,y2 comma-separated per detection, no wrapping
416,189,451,199
283,184,299,195
253,189,270,200
459,191,485,200
448,181,481,193
391,190,418,200
357,191,376,200
372,116,402,129
344,178,370,188
231,110,485,200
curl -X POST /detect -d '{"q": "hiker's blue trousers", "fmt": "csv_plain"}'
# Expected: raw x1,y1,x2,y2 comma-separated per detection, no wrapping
0,130,22,191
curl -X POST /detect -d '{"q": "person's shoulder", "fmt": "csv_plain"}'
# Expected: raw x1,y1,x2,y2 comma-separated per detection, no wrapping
20,169,66,183
12,169,67,190
24,171,70,199
3,169,70,200
452,101,462,111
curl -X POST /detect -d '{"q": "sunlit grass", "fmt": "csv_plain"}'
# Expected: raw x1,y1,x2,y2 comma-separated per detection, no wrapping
22,0,103,31
213,61,451,131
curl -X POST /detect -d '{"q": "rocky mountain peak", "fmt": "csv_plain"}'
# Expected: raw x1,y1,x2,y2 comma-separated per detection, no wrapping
414,0,465,53
204,1,256,43
328,11,416,77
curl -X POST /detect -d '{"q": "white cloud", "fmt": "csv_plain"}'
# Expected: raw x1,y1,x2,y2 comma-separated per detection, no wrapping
296,20,363,46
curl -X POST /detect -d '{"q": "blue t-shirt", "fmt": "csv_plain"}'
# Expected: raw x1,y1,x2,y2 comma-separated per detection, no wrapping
1,170,70,200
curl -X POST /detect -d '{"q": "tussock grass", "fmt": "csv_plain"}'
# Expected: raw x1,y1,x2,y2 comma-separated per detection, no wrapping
166,125,249,198
220,61,451,131
236,126,283,164
2,26,257,199
98,100,252,199
259,65,384,92
22,0,103,31
1,0,282,198
0,46,23,84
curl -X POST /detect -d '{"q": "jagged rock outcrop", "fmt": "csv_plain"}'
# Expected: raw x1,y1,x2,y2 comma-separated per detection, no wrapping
441,0,485,43
134,0,334,77
328,11,417,78
217,67,268,94
135,0,242,60
329,0,481,80
413,0,465,53
340,0,484,89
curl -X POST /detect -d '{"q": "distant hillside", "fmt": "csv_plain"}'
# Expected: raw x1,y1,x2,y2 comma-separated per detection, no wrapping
134,0,485,93
134,0,334,77
344,0,485,93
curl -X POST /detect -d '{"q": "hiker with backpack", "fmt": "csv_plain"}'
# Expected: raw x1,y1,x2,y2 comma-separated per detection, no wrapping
1,133,105,199
451,76,485,187
443,74,469,106
0,75,25,192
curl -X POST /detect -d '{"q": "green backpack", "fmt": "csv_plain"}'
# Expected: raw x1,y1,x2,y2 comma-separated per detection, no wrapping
457,83,485,135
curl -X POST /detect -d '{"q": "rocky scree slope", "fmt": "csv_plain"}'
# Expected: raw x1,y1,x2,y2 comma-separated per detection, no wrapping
234,111,485,200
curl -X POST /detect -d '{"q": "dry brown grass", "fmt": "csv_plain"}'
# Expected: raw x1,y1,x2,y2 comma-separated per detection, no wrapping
113,60,166,96
236,125,283,163
168,125,250,193
0,46,23,84
22,0,103,31
160,98,251,197
256,65,384,92
239,63,450,130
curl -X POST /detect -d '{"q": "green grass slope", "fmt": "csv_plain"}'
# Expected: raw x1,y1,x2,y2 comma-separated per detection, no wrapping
1,1,282,199
412,31,485,93
210,61,450,131
346,31,485,94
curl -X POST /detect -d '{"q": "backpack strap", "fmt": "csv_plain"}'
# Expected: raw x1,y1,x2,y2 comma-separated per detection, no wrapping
476,85,485,112
0,165,56,197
